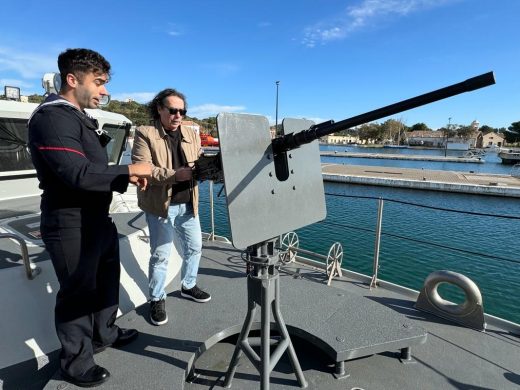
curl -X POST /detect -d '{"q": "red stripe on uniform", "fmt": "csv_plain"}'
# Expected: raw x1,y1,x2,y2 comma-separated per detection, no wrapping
38,146,86,158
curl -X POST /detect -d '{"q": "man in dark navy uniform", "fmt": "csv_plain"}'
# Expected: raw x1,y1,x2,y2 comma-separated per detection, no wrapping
28,48,151,387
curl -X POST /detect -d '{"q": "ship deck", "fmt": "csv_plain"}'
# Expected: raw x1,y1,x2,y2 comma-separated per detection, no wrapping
37,237,520,390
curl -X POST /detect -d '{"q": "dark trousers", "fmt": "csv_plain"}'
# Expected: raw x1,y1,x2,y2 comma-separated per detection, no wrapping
41,217,121,376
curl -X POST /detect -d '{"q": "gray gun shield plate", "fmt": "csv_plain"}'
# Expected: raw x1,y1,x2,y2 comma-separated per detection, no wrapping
217,113,326,249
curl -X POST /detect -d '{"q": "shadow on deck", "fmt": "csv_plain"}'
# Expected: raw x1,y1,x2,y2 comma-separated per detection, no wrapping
44,240,426,389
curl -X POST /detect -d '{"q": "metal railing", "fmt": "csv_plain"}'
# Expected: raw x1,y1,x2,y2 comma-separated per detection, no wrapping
0,233,41,279
199,184,520,323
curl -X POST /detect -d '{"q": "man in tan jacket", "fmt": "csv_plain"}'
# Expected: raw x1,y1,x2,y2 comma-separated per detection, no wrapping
132,88,210,326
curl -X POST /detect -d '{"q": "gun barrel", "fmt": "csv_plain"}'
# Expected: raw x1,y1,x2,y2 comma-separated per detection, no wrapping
273,71,495,154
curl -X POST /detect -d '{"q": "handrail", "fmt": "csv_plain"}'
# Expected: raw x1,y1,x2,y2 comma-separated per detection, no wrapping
0,233,41,280
370,197,384,289
208,180,216,240
201,189,520,265
199,184,519,324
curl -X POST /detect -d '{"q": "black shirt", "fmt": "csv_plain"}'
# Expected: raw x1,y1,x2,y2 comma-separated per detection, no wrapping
167,130,191,204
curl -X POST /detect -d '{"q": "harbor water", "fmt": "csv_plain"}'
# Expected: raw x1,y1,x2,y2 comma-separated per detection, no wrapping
197,145,520,324
320,144,513,175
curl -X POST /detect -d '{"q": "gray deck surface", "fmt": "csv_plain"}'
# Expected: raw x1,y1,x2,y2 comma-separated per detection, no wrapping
41,239,520,390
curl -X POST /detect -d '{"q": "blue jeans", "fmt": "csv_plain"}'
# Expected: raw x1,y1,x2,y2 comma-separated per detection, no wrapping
146,203,202,301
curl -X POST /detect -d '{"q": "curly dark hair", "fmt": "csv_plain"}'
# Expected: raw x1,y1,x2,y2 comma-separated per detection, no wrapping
148,88,188,121
57,48,111,86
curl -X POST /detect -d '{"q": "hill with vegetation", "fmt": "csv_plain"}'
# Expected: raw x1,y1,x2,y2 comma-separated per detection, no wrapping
1,94,519,143
21,94,218,135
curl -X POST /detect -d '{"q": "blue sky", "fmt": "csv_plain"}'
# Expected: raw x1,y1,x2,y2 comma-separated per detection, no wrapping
1,0,518,130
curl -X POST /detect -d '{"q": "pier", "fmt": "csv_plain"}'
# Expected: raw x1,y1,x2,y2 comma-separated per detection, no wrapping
322,164,520,197
320,151,483,163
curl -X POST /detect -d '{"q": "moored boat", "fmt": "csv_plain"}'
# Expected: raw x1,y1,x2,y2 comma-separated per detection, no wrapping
498,149,520,164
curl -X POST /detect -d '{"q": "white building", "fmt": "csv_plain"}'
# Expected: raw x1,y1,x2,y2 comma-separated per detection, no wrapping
321,134,360,144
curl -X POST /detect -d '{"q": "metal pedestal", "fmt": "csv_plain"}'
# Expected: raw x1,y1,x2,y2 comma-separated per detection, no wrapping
223,240,308,389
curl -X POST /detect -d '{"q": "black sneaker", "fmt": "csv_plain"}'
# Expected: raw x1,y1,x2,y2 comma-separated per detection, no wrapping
181,285,211,303
150,299,168,325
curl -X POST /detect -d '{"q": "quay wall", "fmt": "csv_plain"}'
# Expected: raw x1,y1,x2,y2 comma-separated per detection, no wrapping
322,173,520,198
320,152,483,163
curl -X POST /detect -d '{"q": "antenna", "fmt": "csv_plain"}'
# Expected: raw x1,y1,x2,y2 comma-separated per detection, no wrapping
275,81,280,135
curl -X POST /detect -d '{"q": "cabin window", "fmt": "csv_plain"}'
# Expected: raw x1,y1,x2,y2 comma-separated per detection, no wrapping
101,123,129,164
0,117,33,172
0,117,129,173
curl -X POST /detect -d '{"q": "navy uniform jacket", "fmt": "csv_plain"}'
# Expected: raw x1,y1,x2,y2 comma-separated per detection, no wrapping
28,94,130,227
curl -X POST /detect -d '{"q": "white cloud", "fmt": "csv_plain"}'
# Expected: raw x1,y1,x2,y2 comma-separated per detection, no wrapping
167,23,184,37
0,78,34,90
258,21,272,28
189,103,246,119
0,47,57,78
302,0,455,47
111,92,156,103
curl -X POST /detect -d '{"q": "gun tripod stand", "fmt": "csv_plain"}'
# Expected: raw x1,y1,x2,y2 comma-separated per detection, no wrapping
223,240,308,389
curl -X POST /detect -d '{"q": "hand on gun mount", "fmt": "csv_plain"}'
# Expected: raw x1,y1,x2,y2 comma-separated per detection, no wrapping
193,153,224,183
174,166,194,182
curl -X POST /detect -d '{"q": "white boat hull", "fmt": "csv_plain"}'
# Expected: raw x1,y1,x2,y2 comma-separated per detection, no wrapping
0,219,181,371
498,151,520,164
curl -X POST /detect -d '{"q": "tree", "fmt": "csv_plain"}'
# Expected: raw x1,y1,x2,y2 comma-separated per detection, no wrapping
478,125,495,134
358,123,383,143
438,125,457,138
337,128,358,137
504,121,520,144
410,122,430,131
455,125,475,139
381,119,404,143
28,94,44,104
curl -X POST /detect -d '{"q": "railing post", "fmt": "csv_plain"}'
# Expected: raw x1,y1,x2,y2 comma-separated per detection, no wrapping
370,197,384,289
0,233,41,280
209,180,215,240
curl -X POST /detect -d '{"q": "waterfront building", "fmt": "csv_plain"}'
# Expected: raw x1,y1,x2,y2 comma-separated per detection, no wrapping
407,130,479,150
406,130,445,147
478,131,505,148
321,134,361,144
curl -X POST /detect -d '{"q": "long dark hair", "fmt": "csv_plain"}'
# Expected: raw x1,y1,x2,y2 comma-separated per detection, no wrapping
147,88,188,121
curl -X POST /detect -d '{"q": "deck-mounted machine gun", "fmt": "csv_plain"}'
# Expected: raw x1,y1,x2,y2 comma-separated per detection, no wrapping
194,71,495,182
198,72,495,390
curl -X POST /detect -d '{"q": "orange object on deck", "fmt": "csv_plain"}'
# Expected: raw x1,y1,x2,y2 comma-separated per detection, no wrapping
200,133,219,147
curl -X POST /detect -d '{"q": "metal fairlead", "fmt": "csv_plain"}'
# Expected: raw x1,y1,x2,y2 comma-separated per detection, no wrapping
415,270,486,331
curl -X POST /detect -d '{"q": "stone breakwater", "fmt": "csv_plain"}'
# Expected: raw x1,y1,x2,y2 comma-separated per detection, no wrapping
321,163,520,197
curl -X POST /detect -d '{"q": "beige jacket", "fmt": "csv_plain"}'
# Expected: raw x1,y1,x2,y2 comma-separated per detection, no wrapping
132,120,201,218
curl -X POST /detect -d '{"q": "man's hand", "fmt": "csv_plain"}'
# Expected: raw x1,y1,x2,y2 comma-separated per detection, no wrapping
130,176,148,191
174,167,193,182
128,162,152,178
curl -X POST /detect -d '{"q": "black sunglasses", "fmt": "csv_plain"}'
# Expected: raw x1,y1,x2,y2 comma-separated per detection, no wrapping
166,107,187,116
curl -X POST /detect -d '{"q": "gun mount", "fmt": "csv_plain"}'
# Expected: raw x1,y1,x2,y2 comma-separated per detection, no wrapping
209,71,496,389
193,152,223,182
194,72,495,182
